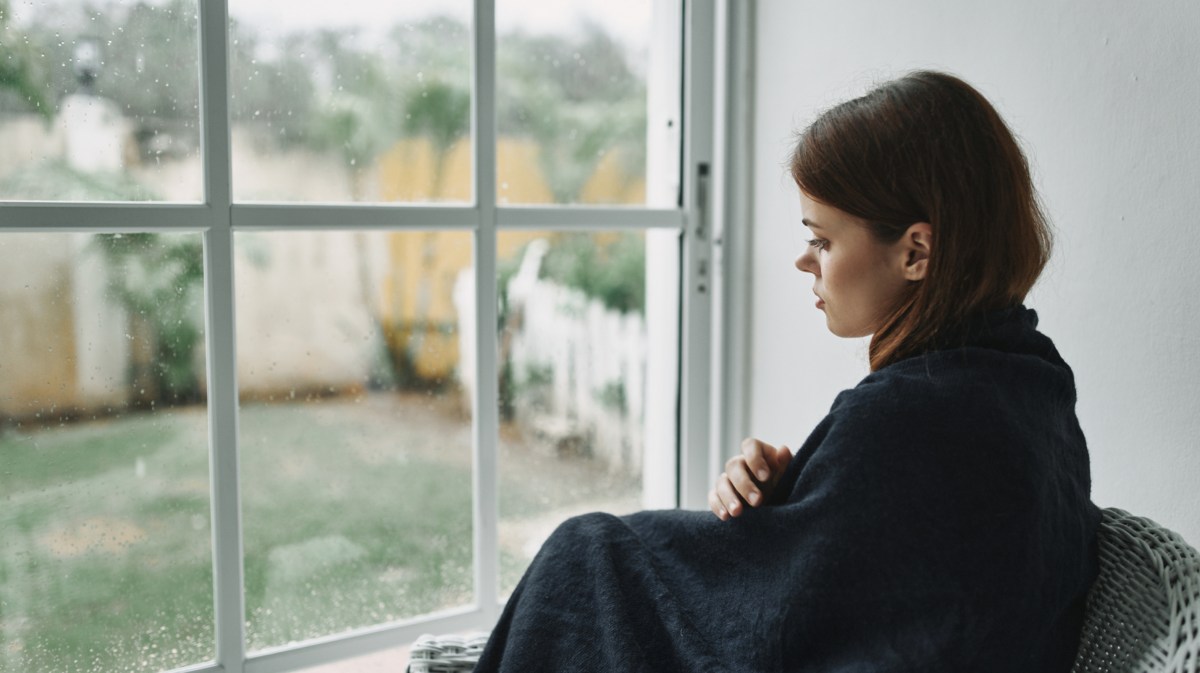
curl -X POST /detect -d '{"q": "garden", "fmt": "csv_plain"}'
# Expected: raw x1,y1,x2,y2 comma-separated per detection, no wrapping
0,392,639,672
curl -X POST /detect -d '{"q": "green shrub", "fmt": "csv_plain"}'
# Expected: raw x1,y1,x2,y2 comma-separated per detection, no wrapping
538,232,645,314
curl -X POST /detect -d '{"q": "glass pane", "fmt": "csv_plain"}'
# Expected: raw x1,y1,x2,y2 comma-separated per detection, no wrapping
496,229,679,595
228,1,472,203
0,1,202,202
0,233,212,672
292,643,413,673
496,0,681,206
237,230,474,650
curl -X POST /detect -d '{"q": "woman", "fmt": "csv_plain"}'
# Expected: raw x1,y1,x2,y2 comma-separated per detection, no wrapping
474,70,1098,673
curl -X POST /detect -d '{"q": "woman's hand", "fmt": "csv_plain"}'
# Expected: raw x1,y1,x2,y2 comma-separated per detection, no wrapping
709,438,793,520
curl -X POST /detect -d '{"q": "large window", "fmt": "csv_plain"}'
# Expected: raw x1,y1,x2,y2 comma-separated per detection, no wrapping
0,1,716,671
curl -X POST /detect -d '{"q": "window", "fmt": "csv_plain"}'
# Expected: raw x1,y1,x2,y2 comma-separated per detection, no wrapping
0,1,718,671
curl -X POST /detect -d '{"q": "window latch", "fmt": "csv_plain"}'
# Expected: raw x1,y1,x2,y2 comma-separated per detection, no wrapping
695,162,710,294
695,162,710,241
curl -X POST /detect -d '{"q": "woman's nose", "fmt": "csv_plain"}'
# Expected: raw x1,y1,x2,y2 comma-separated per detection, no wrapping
795,248,817,274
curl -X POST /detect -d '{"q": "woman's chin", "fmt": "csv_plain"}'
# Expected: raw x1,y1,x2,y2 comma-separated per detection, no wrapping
825,318,872,339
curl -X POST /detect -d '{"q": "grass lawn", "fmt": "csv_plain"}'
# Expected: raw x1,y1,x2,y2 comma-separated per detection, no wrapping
1,409,214,673
0,392,638,673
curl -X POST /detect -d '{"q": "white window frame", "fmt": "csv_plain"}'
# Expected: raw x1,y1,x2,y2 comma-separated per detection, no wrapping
0,1,735,671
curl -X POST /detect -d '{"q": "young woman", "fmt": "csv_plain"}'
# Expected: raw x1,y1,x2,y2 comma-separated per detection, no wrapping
474,70,1098,673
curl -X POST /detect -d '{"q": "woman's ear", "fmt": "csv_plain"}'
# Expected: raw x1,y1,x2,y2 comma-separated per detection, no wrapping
901,222,933,281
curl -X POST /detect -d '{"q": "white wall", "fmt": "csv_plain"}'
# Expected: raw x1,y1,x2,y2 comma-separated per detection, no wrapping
749,0,1200,543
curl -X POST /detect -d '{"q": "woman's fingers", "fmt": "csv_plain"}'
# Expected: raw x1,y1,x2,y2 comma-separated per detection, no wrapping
767,444,793,484
711,438,795,520
715,472,747,517
708,488,729,520
741,437,774,483
725,455,763,506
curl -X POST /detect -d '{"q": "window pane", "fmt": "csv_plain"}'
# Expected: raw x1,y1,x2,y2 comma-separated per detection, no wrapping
0,1,202,202
496,0,681,206
291,643,413,673
0,233,212,672
237,230,474,650
495,229,679,595
228,1,472,203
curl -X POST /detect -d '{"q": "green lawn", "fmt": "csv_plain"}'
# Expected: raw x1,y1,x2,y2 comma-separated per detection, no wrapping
0,393,638,673
1,409,214,673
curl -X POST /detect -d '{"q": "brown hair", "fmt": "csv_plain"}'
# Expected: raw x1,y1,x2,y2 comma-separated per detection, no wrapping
790,70,1052,370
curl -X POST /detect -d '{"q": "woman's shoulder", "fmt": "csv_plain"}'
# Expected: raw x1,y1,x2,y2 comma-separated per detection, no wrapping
844,308,1077,414
829,344,1077,453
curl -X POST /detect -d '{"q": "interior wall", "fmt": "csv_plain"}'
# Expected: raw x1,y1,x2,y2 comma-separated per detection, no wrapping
749,0,1200,542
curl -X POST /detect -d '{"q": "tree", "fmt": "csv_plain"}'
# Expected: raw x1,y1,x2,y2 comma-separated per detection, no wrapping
93,232,205,406
402,78,470,198
0,0,52,117
497,23,647,203
24,0,201,120
228,20,317,149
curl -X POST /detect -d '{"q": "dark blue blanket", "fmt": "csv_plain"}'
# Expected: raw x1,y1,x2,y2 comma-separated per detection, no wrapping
475,307,1099,672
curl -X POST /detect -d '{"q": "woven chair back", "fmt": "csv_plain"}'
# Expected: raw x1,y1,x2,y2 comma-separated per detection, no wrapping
407,633,488,673
1072,507,1200,673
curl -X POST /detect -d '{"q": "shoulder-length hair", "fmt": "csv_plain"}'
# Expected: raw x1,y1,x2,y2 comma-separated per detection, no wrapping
790,70,1052,371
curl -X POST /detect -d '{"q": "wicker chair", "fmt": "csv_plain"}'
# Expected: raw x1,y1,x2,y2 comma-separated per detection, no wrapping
406,632,489,673
1072,508,1200,673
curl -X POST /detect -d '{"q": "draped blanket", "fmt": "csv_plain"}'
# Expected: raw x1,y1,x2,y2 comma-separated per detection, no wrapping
475,307,1100,673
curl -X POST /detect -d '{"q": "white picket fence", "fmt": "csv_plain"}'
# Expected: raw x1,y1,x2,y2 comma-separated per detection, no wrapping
455,240,647,476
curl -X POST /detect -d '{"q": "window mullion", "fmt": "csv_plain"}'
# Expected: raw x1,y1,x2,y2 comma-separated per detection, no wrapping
0,203,209,230
714,0,755,477
471,0,501,621
678,0,717,510
230,204,479,230
495,207,685,229
198,1,246,672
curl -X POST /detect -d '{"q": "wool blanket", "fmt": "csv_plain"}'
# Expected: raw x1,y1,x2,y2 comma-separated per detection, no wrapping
475,307,1099,672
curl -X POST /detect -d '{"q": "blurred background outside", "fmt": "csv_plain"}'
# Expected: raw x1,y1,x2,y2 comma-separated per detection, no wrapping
0,0,680,671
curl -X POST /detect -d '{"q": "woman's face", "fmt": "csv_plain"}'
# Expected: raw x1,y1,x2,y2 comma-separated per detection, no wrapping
794,191,925,338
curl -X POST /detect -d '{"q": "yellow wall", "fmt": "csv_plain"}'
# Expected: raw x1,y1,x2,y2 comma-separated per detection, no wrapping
374,136,645,384
579,150,646,205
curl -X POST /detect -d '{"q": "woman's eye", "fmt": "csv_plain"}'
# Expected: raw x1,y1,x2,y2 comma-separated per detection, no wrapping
806,238,829,251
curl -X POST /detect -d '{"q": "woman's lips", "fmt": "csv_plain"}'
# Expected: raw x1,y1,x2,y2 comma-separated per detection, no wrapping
814,293,825,309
